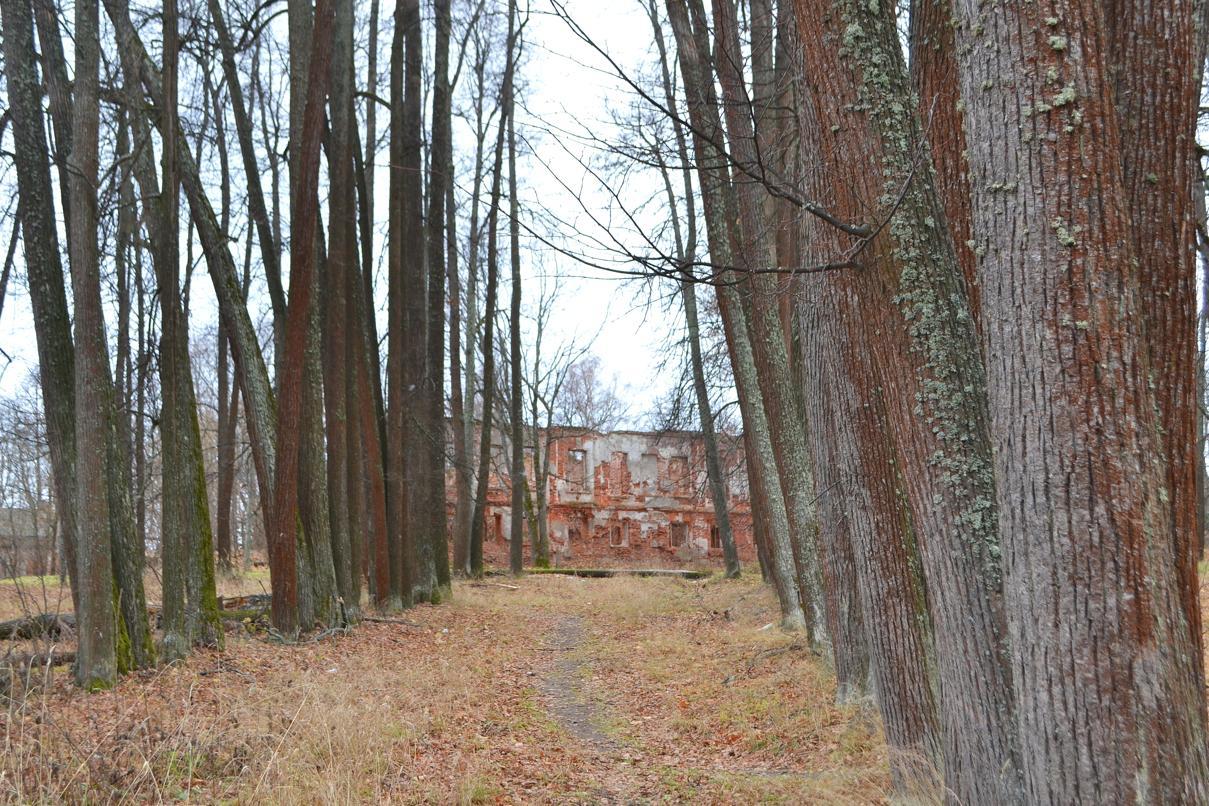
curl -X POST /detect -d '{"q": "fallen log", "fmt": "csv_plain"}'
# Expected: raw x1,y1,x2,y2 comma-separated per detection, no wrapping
361,615,424,627
526,567,713,580
2,650,75,670
0,613,74,640
0,593,273,641
218,593,273,610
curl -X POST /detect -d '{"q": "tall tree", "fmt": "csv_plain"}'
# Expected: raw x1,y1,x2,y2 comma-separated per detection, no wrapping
104,0,281,599
326,0,358,618
400,0,437,602
350,127,390,606
455,22,501,572
506,0,524,577
270,0,337,635
385,0,409,606
0,0,80,617
710,0,822,634
159,0,189,659
66,0,117,688
644,0,739,579
665,0,806,631
469,19,516,577
427,0,454,594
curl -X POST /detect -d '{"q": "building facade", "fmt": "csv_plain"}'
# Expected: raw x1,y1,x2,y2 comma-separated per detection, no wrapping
0,504,58,578
451,427,756,568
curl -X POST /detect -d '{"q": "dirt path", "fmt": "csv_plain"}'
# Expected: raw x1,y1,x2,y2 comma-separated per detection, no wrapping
537,615,645,803
538,616,616,750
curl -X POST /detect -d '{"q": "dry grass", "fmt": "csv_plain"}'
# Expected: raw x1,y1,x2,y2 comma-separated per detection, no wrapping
0,569,273,622
0,573,890,804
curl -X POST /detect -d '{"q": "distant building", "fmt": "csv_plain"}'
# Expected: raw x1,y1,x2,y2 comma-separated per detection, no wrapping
0,504,58,578
449,426,755,567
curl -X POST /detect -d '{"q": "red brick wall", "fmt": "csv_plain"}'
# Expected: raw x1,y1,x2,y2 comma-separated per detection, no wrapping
448,427,756,569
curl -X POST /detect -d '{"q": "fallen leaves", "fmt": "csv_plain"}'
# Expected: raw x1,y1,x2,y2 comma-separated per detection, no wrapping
0,573,891,803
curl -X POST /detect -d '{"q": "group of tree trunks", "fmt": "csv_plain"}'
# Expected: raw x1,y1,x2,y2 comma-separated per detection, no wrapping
649,0,1209,800
3,0,1208,799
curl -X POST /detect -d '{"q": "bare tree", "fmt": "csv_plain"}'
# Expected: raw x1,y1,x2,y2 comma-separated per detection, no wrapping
469,10,517,577
505,0,524,577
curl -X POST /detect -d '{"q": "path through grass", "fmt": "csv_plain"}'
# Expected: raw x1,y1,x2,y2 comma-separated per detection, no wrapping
0,574,889,803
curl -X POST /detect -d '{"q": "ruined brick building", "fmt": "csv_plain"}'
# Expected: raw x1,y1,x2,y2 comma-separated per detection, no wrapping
448,427,756,567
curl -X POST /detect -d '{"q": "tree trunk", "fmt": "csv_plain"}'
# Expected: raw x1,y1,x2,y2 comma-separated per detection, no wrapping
325,0,358,618
797,87,942,786
1103,0,1205,684
158,0,189,660
792,4,1022,801
645,0,739,579
103,0,281,586
665,0,805,631
711,0,822,633
469,37,515,577
506,0,524,578
456,43,493,573
801,269,941,791
400,0,436,602
448,131,471,576
0,0,80,614
66,0,117,688
427,0,453,594
216,324,238,571
269,0,336,635
909,0,979,332
951,0,1209,799
123,49,220,655
300,283,339,627
386,3,409,607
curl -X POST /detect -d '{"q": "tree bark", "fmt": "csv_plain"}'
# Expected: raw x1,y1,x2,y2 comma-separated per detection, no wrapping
448,124,470,577
66,0,117,688
386,2,409,606
400,0,436,602
909,0,979,331
1103,0,1205,683
269,0,336,635
797,83,942,786
158,0,189,660
951,0,1209,799
792,4,1022,801
325,0,358,618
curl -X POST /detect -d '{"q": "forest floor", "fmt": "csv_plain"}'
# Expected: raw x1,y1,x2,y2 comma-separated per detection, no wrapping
0,572,890,804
